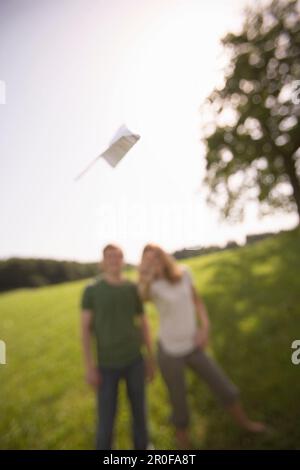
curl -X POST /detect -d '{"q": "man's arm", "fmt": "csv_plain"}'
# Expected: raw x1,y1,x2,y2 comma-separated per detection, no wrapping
141,314,153,358
140,313,155,381
81,309,101,390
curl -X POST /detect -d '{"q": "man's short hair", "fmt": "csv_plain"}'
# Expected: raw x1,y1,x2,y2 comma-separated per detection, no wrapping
102,244,123,257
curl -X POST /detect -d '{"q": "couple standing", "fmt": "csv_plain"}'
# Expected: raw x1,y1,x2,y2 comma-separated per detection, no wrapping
81,243,266,450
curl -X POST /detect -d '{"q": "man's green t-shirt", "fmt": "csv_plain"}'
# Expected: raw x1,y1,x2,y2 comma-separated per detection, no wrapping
81,278,144,368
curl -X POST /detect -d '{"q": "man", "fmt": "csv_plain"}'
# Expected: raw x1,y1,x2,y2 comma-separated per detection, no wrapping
81,244,154,450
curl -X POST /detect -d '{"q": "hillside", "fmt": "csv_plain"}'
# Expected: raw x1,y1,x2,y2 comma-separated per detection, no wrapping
0,227,299,449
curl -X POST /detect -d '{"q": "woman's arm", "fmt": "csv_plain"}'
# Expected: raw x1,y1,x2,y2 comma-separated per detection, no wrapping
192,285,210,330
191,284,211,349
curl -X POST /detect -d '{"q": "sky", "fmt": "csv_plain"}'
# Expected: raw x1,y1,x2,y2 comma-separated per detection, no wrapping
0,0,298,263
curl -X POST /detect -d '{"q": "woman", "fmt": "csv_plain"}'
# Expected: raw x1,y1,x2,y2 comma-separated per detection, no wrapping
138,243,267,449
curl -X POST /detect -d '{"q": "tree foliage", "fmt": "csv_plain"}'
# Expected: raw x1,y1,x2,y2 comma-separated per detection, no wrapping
202,0,300,222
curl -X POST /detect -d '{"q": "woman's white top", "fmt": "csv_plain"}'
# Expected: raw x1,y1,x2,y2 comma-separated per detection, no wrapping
149,266,198,356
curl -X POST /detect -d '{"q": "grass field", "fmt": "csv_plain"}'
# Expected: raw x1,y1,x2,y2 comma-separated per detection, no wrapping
1,228,300,449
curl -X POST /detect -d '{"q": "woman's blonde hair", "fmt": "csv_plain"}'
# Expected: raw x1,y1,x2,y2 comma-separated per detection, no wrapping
142,244,183,283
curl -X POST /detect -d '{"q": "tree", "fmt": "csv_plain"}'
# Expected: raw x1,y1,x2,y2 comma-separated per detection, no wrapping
202,0,300,223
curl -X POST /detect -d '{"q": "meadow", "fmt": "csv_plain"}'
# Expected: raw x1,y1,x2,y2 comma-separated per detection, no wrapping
1,228,300,449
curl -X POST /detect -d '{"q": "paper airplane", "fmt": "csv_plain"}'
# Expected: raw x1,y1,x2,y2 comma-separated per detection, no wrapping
74,125,140,181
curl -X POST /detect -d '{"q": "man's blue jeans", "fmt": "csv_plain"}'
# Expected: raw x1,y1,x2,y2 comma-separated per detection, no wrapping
96,355,148,450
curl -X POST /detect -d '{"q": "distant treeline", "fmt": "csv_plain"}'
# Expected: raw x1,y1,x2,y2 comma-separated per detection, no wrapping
0,230,287,292
0,258,100,292
173,231,278,260
173,242,239,260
